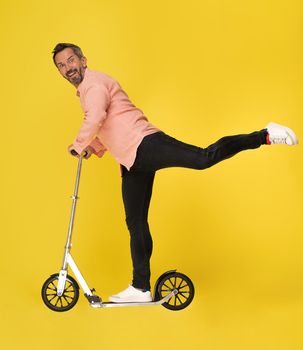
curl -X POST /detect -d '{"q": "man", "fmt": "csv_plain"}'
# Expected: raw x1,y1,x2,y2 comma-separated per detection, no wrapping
52,42,298,303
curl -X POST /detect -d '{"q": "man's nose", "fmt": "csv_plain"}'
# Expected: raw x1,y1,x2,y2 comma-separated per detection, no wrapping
65,62,73,72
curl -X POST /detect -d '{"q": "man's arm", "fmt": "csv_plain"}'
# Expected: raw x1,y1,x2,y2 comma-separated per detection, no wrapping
71,83,109,156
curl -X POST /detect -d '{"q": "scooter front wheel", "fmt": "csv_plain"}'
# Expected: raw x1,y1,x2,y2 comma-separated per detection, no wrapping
41,273,79,312
157,272,195,311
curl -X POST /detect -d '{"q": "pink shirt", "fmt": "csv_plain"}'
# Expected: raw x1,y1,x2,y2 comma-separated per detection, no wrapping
72,68,161,170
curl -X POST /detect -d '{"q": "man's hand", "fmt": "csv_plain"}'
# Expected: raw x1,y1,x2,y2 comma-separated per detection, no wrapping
83,145,94,159
67,144,94,159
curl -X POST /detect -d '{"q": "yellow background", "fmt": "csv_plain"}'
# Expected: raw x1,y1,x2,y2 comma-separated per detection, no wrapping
0,0,302,349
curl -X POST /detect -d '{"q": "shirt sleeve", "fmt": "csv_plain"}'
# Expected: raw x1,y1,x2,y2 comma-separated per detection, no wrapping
72,83,109,155
89,137,107,158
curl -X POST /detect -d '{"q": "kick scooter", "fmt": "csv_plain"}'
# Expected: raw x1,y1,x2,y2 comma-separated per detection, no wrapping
41,153,195,312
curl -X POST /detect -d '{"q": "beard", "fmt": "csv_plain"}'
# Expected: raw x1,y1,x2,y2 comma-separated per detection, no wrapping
65,66,86,86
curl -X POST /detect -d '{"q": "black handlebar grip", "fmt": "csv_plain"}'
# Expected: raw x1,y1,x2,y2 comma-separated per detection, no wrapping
71,149,79,156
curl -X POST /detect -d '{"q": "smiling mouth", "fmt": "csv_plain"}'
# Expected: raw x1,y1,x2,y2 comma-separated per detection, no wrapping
67,71,77,78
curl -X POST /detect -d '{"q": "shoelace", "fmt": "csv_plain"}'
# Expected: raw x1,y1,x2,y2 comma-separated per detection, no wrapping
271,137,287,144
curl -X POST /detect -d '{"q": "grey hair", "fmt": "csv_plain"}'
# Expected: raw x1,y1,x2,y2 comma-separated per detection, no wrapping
52,43,84,65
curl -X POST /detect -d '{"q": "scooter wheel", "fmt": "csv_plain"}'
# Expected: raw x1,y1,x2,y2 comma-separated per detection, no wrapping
157,272,194,311
41,273,79,312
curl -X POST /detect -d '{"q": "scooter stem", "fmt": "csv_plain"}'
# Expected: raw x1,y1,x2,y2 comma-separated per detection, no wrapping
62,154,85,270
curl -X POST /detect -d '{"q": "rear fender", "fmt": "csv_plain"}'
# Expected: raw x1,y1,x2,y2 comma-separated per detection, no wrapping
153,269,177,301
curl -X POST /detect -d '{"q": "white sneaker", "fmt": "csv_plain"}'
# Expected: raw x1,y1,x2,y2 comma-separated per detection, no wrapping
109,285,152,303
266,122,298,145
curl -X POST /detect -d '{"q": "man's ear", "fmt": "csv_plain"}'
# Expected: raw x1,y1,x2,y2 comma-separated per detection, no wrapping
81,56,87,68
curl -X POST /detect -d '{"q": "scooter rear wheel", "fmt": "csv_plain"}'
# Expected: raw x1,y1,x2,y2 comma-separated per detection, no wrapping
157,272,194,311
41,273,79,312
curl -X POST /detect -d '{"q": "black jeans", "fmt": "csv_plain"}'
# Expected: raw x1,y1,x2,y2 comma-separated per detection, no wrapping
121,129,268,290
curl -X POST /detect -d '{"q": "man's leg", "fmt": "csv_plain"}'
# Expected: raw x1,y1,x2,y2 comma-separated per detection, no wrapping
131,129,268,172
109,169,155,303
131,122,298,173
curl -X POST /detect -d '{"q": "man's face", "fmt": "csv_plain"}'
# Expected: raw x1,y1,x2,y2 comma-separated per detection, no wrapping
54,48,87,87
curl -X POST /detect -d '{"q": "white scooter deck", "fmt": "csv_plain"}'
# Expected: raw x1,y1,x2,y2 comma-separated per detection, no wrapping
89,290,178,308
